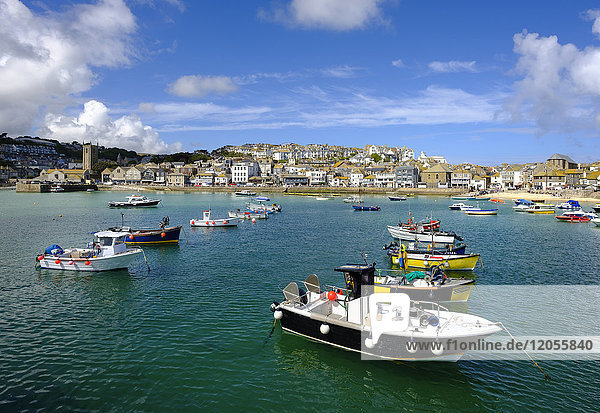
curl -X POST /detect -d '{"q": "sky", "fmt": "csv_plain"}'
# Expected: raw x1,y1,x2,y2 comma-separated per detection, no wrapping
2,0,600,165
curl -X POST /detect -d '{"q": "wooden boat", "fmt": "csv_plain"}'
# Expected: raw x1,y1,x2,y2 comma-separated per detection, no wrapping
108,194,160,208
235,190,256,196
465,208,498,216
387,225,461,244
352,203,380,211
36,231,142,271
270,264,500,361
525,204,555,214
228,210,268,220
190,210,238,227
388,195,407,201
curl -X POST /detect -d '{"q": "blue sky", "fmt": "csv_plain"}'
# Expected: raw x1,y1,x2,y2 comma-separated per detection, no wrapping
2,0,600,164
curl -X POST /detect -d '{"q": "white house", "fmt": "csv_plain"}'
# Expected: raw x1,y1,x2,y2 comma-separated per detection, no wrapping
232,161,260,184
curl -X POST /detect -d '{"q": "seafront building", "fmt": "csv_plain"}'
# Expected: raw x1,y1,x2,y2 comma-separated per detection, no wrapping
2,135,599,192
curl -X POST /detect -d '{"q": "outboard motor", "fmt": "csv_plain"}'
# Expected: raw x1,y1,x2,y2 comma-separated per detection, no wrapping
334,263,376,299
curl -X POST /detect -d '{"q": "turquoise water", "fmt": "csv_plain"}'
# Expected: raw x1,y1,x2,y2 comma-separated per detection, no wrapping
0,191,599,411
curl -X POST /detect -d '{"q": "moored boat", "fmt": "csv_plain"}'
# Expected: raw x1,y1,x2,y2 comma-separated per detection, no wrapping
343,195,360,203
112,217,181,244
449,202,472,210
465,208,498,216
555,200,581,210
388,195,407,201
525,204,555,214
593,203,600,213
108,194,161,208
36,231,142,271
387,225,462,244
270,263,500,361
50,185,64,192
385,243,480,271
235,190,256,196
352,203,381,211
228,210,268,220
555,214,590,223
190,210,238,227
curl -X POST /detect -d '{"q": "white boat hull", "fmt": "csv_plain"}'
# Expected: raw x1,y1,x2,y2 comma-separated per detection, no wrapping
39,249,142,272
387,226,457,244
190,218,239,227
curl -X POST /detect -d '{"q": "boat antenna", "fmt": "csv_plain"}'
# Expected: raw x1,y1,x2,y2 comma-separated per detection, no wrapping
360,251,368,265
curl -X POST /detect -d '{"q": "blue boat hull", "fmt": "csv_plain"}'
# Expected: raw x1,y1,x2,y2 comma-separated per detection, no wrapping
352,205,380,211
125,226,181,244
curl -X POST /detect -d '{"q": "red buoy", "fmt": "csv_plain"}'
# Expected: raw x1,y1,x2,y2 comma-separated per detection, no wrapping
54,259,60,264
129,235,134,240
160,232,166,238
191,220,195,225
327,290,338,301
85,261,91,265
37,255,43,261
68,260,74,265
212,221,215,225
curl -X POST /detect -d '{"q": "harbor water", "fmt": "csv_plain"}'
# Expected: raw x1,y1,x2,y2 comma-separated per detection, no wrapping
0,190,599,411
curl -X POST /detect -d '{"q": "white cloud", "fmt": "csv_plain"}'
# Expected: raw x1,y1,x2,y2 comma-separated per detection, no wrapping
506,18,600,133
40,100,181,154
428,60,478,73
320,65,364,78
260,0,386,31
0,0,136,135
146,86,501,132
167,75,238,98
392,59,405,68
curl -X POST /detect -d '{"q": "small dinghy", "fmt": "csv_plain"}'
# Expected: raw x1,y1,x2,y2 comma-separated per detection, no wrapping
190,210,238,227
270,263,500,361
36,231,142,272
108,194,161,208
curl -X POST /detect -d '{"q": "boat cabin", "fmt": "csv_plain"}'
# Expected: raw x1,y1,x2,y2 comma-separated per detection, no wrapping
334,263,376,298
94,231,129,256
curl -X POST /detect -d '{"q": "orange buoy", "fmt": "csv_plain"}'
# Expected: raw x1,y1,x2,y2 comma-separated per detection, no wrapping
37,255,44,261
327,290,338,301
160,232,166,238
54,259,60,264
85,261,91,265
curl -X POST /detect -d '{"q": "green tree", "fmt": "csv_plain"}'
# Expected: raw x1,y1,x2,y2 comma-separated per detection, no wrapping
371,153,382,163
91,160,118,179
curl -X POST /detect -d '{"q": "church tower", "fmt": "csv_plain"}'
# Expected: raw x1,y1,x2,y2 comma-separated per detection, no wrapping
83,142,98,171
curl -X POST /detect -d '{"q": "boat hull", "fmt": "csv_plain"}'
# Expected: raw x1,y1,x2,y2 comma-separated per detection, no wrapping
555,215,590,223
190,218,238,227
391,253,480,271
39,249,141,272
124,226,181,244
387,226,458,244
108,200,160,207
353,205,380,211
465,209,498,215
278,308,495,361
373,279,475,302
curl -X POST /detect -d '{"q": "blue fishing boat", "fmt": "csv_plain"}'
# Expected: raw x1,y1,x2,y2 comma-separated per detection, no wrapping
111,216,181,244
514,199,534,206
352,203,381,211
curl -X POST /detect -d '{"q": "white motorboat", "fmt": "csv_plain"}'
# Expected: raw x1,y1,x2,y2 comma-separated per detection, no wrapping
387,225,461,244
448,203,473,210
36,231,142,272
108,194,161,207
246,202,281,213
555,200,581,210
271,264,501,361
228,210,268,220
513,204,531,212
191,210,238,227
235,190,256,196
49,185,64,192
343,196,360,203
524,204,555,214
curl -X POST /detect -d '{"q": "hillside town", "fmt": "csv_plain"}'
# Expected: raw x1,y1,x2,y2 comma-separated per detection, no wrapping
2,135,600,191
